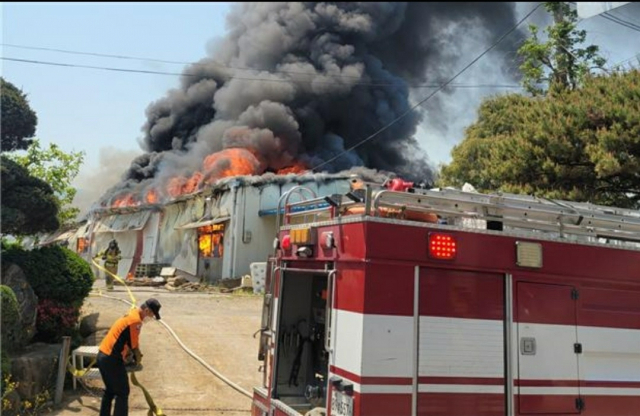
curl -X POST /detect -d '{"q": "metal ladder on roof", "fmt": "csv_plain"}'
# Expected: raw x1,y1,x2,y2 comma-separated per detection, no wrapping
372,187,640,243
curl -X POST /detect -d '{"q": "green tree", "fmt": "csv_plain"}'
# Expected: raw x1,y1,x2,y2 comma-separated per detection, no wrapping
1,78,38,152
8,140,85,225
438,70,640,208
518,2,606,96
1,156,60,235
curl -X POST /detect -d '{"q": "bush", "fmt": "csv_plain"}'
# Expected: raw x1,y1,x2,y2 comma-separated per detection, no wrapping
1,372,52,416
2,245,94,306
1,349,11,391
1,351,9,375
33,299,80,343
1,238,22,252
0,286,22,352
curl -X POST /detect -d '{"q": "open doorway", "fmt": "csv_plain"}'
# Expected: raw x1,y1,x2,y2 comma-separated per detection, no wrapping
273,271,329,413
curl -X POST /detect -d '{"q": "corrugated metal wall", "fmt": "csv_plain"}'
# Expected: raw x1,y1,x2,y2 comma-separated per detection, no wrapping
156,197,204,276
91,211,152,278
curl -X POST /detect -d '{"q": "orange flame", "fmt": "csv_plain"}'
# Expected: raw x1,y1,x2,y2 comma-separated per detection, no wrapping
146,189,159,204
276,162,308,175
113,194,138,208
77,237,87,253
203,148,261,181
167,177,187,198
198,234,212,257
165,172,204,198
183,172,203,194
110,147,310,208
198,225,224,257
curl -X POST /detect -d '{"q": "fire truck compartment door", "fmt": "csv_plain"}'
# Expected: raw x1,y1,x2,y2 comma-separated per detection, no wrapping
418,269,505,415
516,282,580,414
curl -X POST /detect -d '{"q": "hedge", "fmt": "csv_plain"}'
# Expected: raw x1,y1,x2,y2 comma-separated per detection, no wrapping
0,286,21,352
2,245,94,306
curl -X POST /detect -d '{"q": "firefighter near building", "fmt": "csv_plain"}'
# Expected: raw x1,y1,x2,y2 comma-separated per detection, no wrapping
95,239,122,291
251,178,640,416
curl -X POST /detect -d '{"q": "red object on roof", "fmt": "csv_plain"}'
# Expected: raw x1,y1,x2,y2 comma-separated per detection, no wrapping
386,178,414,192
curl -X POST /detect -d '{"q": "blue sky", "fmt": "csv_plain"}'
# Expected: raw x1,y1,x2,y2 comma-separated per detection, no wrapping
3,2,233,166
2,2,233,211
2,2,639,214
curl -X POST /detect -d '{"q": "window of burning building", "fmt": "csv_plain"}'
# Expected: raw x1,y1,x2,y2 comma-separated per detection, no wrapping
77,237,88,254
198,223,224,258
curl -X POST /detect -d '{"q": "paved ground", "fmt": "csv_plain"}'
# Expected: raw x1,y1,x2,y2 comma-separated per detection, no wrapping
50,282,264,416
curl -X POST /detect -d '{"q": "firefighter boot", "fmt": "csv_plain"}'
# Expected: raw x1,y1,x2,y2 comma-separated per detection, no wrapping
105,264,117,290
106,274,114,291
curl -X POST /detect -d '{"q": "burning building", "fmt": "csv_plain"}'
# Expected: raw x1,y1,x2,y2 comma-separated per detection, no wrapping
73,172,378,283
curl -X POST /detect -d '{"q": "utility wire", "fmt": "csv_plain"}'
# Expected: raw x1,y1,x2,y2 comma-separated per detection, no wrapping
310,2,543,172
600,12,640,33
606,11,640,30
0,56,523,90
1,56,192,77
611,53,640,68
0,42,375,80
0,42,522,88
1,43,201,67
608,9,640,28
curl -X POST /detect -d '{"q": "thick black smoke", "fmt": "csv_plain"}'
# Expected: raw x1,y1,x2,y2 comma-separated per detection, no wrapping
99,2,523,207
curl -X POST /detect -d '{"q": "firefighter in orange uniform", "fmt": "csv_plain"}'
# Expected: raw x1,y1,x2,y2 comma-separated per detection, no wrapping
97,298,161,416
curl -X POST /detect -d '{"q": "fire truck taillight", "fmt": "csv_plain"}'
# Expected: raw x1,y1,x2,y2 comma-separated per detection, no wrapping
428,233,457,260
281,235,292,251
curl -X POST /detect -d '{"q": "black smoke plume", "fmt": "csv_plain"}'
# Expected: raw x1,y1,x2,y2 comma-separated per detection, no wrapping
98,2,523,208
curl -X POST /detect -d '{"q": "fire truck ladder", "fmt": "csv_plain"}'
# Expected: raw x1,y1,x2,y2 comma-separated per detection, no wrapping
283,186,640,244
372,188,640,243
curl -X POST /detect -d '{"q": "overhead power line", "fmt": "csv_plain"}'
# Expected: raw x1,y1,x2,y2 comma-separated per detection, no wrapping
608,10,640,28
310,2,543,173
1,42,374,80
0,42,519,86
1,56,191,76
600,12,640,33
1,43,198,66
0,56,523,90
612,53,640,68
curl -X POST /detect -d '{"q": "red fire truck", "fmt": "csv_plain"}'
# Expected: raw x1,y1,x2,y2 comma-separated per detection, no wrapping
252,178,640,416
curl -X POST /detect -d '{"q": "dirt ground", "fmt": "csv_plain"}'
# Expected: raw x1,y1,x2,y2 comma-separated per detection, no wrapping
49,281,264,416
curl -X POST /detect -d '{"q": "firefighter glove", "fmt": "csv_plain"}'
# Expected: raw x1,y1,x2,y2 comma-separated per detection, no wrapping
133,348,143,364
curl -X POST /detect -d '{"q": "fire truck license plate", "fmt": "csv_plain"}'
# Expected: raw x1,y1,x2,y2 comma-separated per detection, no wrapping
331,390,353,416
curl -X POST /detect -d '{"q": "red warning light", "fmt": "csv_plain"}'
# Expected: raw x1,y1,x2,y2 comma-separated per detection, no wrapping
281,234,292,251
428,233,457,260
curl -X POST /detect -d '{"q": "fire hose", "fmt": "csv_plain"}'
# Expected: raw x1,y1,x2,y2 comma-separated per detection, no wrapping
157,319,252,399
67,259,166,415
71,259,252,413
